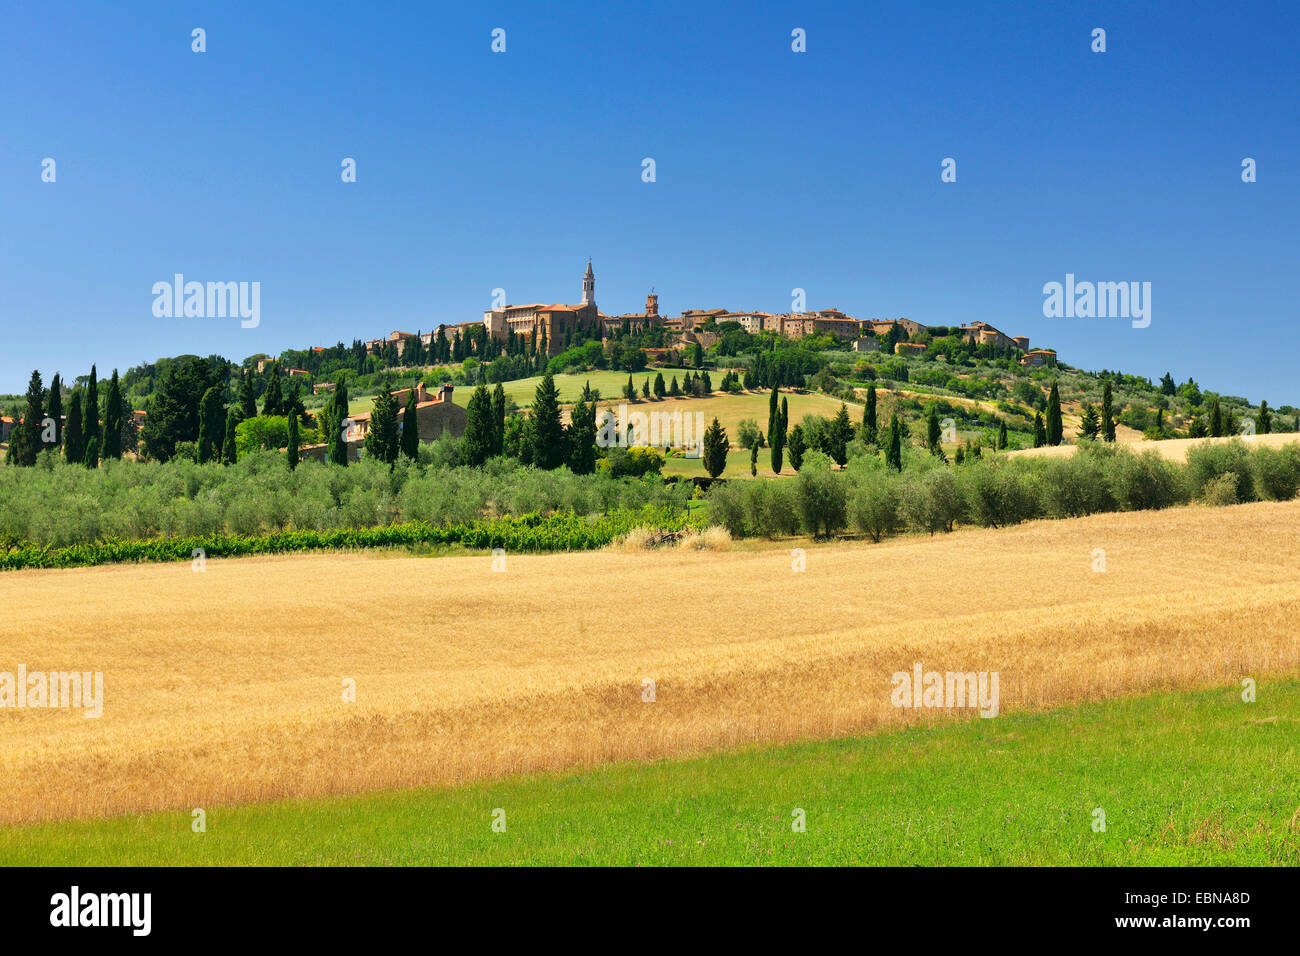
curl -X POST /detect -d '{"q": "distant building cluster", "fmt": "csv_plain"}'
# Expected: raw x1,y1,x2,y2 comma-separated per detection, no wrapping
352,261,1051,365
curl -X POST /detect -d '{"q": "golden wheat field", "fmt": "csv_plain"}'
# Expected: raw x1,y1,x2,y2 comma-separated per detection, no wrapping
1010,431,1299,461
2,501,1299,825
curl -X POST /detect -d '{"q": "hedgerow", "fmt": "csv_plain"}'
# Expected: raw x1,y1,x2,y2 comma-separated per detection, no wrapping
0,508,699,570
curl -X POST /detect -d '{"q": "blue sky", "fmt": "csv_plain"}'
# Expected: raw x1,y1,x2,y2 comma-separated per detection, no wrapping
2,1,1296,403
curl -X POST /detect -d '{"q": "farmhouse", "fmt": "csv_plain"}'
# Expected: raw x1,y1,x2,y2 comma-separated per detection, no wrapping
344,382,465,443
300,382,466,464
958,322,1029,351
868,318,928,339
1019,349,1057,367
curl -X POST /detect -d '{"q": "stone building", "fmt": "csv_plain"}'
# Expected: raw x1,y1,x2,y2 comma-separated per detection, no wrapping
958,321,1026,350
483,260,602,356
300,382,466,463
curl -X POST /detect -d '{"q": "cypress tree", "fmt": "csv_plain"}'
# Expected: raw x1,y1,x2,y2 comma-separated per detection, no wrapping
829,403,852,467
770,399,785,475
262,363,283,417
463,385,494,467
83,435,99,469
998,420,1008,450
566,395,597,474
365,385,400,466
624,375,636,401
702,417,728,478
768,385,779,438
103,370,124,460
863,384,878,444
1258,400,1272,435
1046,382,1063,445
492,382,506,455
285,380,304,425
750,437,759,476
47,373,63,451
238,370,258,419
223,409,239,464
530,373,564,469
286,406,299,470
669,375,680,397
400,389,420,460
1033,413,1047,447
926,404,941,455
653,372,666,399
64,387,84,464
329,374,350,466
1102,381,1116,442
641,378,651,400
787,423,805,471
1079,403,1100,440
19,370,44,466
197,386,224,463
886,415,902,471
1209,396,1223,438
84,365,100,457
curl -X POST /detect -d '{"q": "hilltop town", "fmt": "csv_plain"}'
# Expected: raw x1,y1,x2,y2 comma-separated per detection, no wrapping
337,260,1056,370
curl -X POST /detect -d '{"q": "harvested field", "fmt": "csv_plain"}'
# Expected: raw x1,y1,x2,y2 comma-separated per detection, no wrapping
2,500,1299,824
1009,431,1298,461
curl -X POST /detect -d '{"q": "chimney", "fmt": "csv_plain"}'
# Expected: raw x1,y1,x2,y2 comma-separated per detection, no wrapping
438,383,453,404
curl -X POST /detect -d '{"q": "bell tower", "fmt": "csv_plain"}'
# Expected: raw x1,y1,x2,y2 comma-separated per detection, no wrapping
581,259,595,307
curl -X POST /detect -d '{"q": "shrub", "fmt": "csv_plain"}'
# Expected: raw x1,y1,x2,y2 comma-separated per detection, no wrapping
705,480,747,537
959,461,1040,528
743,479,801,538
1252,444,1300,501
598,446,664,478
849,470,902,542
796,452,848,537
1039,450,1116,517
1107,451,1184,511
1200,472,1240,507
1186,440,1256,503
737,419,764,450
900,466,962,534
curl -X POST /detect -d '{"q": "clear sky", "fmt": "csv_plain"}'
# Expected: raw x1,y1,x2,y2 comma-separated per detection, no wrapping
2,1,1296,403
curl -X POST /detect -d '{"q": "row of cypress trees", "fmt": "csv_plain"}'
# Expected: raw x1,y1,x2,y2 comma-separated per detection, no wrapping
5,366,127,468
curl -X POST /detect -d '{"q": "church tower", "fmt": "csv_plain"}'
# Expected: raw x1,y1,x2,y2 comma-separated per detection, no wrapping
581,259,595,307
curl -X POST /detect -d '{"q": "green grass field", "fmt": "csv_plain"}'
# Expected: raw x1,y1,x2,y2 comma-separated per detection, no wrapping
5,680,1296,866
350,370,859,417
